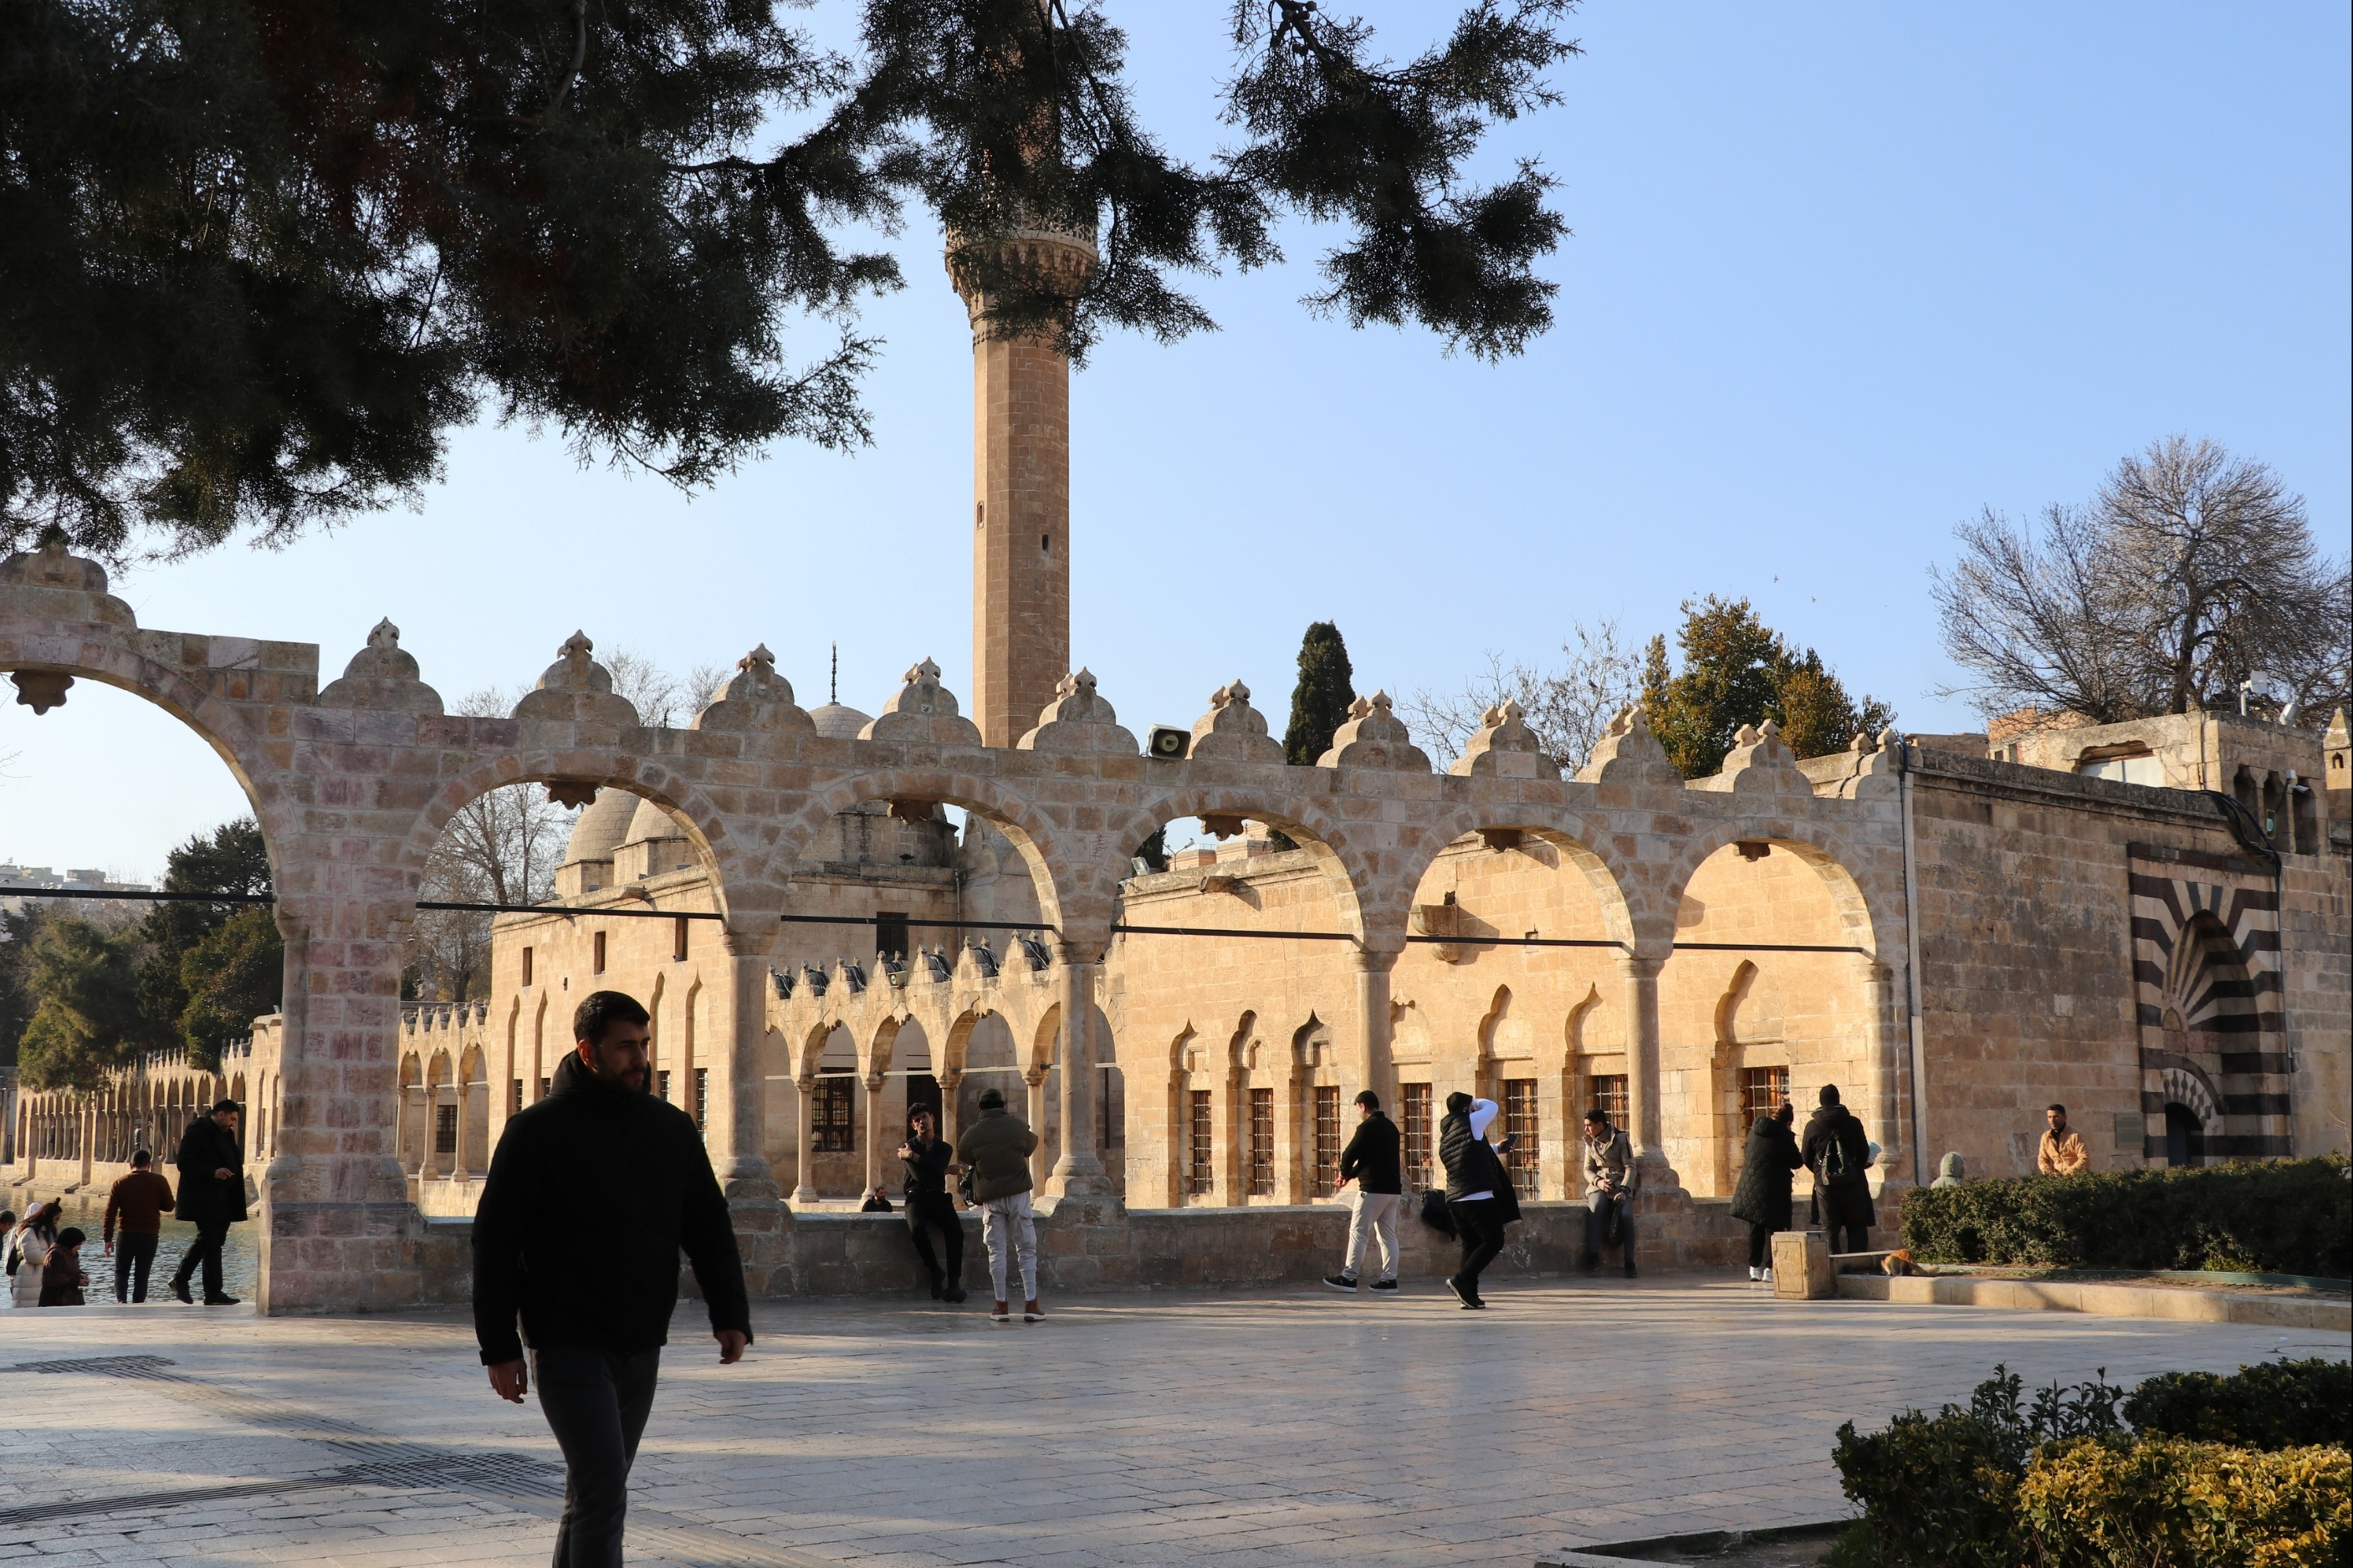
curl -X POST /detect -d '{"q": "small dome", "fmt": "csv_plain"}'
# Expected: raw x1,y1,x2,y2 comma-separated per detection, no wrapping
560,789,637,866
808,702,873,740
623,795,686,845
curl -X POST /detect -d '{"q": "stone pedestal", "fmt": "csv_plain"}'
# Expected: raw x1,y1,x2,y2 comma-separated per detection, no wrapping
1772,1229,1834,1300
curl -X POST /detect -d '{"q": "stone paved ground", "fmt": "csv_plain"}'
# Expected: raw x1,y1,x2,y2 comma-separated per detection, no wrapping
3,1278,2345,1567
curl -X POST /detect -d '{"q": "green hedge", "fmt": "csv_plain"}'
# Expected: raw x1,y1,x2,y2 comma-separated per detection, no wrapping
1832,1361,2351,1568
1899,1157,2351,1279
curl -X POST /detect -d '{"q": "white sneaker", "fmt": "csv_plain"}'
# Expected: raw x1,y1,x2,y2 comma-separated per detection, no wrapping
1747,1266,1762,1282
1762,1267,1773,1282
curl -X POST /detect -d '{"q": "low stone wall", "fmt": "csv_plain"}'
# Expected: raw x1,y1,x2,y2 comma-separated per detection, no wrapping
401,1187,1762,1306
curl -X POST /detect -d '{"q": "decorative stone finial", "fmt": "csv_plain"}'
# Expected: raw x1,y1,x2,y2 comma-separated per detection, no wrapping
0,536,136,629
319,615,443,714
1317,689,1430,772
1451,695,1558,780
693,643,815,736
1691,713,1810,795
1575,702,1680,787
513,631,639,727
1189,679,1283,763
1018,666,1137,755
862,657,983,745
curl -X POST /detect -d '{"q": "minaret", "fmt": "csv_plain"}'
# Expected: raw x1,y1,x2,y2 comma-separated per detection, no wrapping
949,227,1098,746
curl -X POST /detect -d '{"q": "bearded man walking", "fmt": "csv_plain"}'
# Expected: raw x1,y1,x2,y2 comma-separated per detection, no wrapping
474,990,750,1568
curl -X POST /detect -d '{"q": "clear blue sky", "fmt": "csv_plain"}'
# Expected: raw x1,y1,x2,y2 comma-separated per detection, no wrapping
5,1,2347,880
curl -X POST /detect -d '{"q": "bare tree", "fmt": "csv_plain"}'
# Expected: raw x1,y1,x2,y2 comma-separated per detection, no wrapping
1405,619,1644,772
1934,437,2350,725
602,649,729,728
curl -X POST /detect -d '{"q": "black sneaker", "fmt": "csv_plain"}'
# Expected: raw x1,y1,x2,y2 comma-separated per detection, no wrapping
1623,1261,1638,1279
1321,1274,1358,1293
1368,1279,1399,1294
1579,1254,1600,1275
1445,1274,1474,1308
171,1279,194,1305
202,1294,241,1306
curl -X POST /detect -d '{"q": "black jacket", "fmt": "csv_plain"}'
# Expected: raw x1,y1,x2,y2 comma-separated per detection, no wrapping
1802,1103,1876,1233
1437,1111,1521,1223
472,1052,750,1365
173,1116,248,1225
1729,1116,1803,1229
1338,1113,1402,1195
901,1135,953,1198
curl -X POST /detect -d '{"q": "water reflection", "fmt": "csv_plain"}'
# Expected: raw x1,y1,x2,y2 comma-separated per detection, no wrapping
5,1198,259,1306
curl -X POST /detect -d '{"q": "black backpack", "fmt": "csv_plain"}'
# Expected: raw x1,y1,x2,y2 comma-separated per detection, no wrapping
1819,1116,1853,1185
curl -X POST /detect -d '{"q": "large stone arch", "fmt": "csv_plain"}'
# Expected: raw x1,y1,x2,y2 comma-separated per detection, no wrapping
1389,808,1643,953
1657,817,1898,958
769,767,1081,937
1107,786,1383,943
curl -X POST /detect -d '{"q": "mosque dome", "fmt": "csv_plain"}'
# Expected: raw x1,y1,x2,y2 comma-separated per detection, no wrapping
623,794,686,845
560,788,637,866
808,702,873,740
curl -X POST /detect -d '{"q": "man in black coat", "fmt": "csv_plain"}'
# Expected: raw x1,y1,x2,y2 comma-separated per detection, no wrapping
474,990,750,1568
1730,1101,1802,1279
1801,1084,1876,1254
169,1098,246,1305
1437,1092,1517,1309
1323,1090,1403,1295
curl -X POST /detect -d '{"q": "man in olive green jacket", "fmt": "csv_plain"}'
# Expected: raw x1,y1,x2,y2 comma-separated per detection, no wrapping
955,1088,1042,1323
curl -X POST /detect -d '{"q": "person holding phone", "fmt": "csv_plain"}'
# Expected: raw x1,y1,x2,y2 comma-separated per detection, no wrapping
897,1107,967,1302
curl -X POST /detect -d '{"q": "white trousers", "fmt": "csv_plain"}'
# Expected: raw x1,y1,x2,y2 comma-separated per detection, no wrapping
981,1192,1038,1303
1343,1189,1400,1282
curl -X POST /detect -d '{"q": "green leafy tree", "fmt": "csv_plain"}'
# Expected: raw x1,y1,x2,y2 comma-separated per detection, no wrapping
16,915,145,1090
1641,596,1892,778
178,907,284,1063
1282,621,1358,765
0,903,49,1068
5,0,1580,559
136,818,277,1065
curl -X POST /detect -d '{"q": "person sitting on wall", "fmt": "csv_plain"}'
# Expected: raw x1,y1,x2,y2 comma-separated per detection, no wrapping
897,1108,966,1303
38,1226,89,1307
1802,1085,1875,1254
860,1187,895,1214
1579,1110,1640,1279
1729,1101,1802,1282
2038,1105,2088,1176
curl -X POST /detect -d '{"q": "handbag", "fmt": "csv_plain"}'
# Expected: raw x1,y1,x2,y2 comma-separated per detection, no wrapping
955,1167,977,1206
1418,1188,1456,1237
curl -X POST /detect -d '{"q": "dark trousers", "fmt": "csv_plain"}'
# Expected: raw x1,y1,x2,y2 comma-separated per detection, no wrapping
534,1345,662,1568
115,1232,160,1302
1747,1222,1773,1269
905,1193,964,1288
171,1218,232,1299
1584,1191,1635,1270
1445,1199,1508,1294
1828,1221,1870,1254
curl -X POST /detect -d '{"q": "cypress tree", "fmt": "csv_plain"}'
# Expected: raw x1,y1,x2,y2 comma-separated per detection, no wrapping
1283,621,1358,765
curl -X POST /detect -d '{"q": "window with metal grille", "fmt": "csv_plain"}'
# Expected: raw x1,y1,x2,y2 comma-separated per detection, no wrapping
1501,1079,1540,1198
1313,1085,1341,1197
812,1077,855,1152
434,1102,457,1155
657,1070,671,1103
693,1067,709,1132
1587,1074,1629,1126
592,931,606,973
1401,1083,1433,1190
1740,1065,1788,1129
1247,1088,1275,1196
1188,1090,1215,1195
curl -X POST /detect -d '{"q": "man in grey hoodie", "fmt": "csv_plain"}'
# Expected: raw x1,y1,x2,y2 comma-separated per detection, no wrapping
954,1087,1042,1323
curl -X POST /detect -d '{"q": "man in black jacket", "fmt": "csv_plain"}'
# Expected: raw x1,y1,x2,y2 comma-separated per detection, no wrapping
169,1099,246,1305
897,1106,966,1302
1323,1091,1402,1295
474,990,750,1568
1801,1084,1875,1254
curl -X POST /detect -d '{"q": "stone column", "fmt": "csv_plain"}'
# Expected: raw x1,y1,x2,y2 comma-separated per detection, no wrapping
714,940,777,1197
1025,1065,1051,1194
862,1075,886,1200
1618,952,1675,1180
1350,947,1399,1116
1043,939,1111,1197
1853,954,1900,1185
790,1077,818,1206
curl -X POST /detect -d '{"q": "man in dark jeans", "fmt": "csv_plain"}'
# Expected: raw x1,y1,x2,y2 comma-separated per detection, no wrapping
897,1107,967,1302
1437,1092,1517,1309
1801,1083,1876,1254
104,1148,176,1303
170,1100,245,1305
474,990,750,1568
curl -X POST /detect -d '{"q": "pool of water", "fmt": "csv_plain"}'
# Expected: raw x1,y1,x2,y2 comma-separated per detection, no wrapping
9,1196,261,1305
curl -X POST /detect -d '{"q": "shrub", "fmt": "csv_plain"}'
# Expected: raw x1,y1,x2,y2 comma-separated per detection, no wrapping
2018,1436,2350,1567
1900,1157,2351,1279
2125,1360,2353,1452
